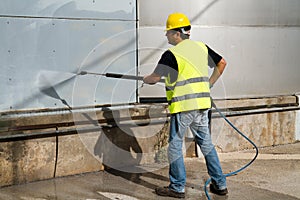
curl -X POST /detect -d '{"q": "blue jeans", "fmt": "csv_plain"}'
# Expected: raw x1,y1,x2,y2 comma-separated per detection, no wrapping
168,109,226,193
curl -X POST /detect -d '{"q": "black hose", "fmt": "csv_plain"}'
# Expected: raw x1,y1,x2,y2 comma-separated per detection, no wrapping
204,100,259,199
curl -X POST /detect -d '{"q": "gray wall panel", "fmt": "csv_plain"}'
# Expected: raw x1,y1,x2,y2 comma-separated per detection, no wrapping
140,0,300,26
0,0,136,20
193,26,300,98
138,0,300,99
0,1,137,112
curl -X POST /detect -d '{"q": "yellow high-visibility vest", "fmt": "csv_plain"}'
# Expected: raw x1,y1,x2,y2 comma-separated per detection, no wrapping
166,39,211,114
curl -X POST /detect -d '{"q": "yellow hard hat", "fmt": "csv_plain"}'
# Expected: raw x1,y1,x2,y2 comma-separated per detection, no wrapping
165,13,191,31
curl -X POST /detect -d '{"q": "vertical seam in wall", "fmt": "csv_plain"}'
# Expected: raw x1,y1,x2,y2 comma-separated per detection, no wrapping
295,94,300,141
136,0,140,103
53,127,59,177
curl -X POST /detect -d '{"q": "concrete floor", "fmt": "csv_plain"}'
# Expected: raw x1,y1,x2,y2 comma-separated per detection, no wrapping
0,142,299,200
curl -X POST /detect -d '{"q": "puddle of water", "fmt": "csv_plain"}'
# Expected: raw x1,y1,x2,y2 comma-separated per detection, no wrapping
97,192,139,200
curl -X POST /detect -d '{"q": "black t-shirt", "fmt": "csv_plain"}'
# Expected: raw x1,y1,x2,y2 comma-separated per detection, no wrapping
154,44,222,83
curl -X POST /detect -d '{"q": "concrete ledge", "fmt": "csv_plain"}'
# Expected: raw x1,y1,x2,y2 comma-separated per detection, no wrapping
211,110,297,152
210,95,299,152
0,138,56,186
0,95,299,187
0,104,169,187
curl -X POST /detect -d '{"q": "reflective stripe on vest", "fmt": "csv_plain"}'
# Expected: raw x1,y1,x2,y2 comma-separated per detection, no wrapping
166,40,211,114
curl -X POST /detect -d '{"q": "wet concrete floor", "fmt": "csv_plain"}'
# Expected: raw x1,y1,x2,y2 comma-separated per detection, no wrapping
0,142,299,200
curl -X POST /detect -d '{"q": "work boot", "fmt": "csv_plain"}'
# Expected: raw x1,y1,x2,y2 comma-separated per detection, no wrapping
155,186,185,198
210,183,228,195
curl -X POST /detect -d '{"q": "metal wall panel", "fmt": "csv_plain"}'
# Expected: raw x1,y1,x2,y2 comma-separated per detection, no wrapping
138,0,300,99
0,1,137,112
140,0,300,26
0,0,136,20
193,26,300,99
139,26,300,99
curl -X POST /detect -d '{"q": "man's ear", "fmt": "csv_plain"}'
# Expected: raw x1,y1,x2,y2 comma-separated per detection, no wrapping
174,31,181,39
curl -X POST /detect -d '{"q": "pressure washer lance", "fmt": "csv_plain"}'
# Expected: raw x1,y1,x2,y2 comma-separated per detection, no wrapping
79,70,259,199
79,71,165,83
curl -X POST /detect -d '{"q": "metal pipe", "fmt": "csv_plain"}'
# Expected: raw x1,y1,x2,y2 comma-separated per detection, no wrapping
1,105,299,142
0,119,168,142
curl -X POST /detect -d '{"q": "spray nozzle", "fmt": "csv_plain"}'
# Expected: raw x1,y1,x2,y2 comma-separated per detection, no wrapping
78,71,88,75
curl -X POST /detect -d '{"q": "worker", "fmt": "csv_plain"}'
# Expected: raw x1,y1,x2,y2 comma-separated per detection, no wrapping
143,13,228,198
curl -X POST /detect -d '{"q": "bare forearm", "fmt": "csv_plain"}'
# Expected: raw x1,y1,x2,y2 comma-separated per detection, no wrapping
209,58,226,87
143,73,161,85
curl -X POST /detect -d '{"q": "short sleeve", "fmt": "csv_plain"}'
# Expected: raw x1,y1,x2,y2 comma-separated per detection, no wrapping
154,50,178,83
206,45,222,68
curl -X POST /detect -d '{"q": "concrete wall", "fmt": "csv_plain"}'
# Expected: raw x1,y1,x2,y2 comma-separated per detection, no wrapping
211,96,298,152
0,95,298,187
0,136,102,186
0,104,170,186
